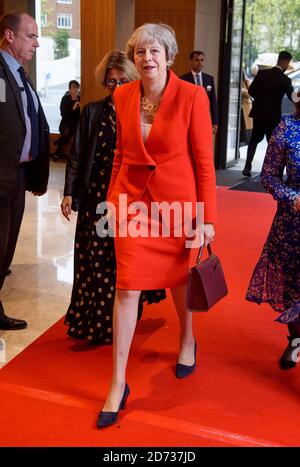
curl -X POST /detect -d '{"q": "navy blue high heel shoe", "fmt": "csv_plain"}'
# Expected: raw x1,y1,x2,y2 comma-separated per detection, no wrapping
176,342,197,378
97,383,130,428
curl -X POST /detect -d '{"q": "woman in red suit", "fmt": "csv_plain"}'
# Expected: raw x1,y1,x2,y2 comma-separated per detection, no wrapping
97,23,217,428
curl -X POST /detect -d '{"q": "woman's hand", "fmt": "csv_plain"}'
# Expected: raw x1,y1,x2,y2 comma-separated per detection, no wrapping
203,223,215,246
61,196,73,221
295,196,300,212
73,101,80,111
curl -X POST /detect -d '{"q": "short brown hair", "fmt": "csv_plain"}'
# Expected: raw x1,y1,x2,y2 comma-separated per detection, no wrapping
0,11,23,38
69,80,80,89
95,50,140,87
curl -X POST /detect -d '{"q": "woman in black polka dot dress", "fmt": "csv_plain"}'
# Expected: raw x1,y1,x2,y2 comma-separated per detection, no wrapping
61,51,166,344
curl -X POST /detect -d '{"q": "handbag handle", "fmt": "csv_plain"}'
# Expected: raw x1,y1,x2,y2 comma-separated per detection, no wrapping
196,243,213,265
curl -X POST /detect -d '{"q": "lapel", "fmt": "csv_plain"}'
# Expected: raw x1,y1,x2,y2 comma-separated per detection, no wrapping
124,70,180,165
91,98,106,136
0,54,26,127
202,73,208,88
146,70,181,154
186,72,194,84
90,98,106,155
123,81,156,167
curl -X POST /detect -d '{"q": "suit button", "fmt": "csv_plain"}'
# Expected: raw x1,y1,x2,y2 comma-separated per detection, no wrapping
148,166,155,171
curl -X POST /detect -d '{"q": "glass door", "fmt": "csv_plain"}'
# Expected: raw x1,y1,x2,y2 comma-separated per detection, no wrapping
35,0,81,133
216,0,246,168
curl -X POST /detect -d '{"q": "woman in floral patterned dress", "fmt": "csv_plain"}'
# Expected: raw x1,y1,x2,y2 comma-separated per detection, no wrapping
246,91,300,369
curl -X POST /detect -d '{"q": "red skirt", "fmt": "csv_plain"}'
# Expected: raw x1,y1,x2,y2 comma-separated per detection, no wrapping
113,190,197,290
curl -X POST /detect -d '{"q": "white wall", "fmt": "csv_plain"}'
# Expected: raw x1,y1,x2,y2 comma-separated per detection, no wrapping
194,0,222,92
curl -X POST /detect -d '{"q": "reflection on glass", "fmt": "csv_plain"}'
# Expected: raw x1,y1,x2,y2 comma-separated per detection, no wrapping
226,0,244,165
35,0,81,132
37,190,76,284
53,252,74,284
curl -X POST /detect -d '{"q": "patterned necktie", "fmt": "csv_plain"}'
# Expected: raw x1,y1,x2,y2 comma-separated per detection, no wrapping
196,73,202,86
18,66,39,160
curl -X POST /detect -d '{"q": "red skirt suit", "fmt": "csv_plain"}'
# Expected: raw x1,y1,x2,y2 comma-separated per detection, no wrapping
107,71,217,290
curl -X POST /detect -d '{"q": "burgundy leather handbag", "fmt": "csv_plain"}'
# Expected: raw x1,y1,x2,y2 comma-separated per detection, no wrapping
186,244,228,311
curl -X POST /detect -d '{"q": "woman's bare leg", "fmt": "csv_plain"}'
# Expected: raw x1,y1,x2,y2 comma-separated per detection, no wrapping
101,289,141,412
171,284,195,365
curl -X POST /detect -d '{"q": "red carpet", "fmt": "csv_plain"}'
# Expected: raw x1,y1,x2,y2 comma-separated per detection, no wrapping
1,188,300,447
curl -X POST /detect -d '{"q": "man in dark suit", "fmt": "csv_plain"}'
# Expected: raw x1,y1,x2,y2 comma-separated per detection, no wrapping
0,11,50,329
242,51,293,176
180,50,218,134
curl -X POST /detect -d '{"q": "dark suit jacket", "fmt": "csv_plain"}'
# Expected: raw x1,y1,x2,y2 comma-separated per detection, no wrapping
64,98,106,207
0,53,50,198
248,66,293,124
180,71,218,125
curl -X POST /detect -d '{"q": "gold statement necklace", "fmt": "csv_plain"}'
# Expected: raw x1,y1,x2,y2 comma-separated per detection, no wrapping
140,95,159,122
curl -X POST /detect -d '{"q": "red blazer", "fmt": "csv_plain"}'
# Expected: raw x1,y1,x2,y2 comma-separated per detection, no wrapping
107,70,217,223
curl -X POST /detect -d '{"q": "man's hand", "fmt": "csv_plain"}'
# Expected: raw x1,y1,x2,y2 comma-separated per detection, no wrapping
212,124,218,134
61,195,73,221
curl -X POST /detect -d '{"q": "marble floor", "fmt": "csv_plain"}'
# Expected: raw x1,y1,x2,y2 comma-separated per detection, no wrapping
0,161,77,369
